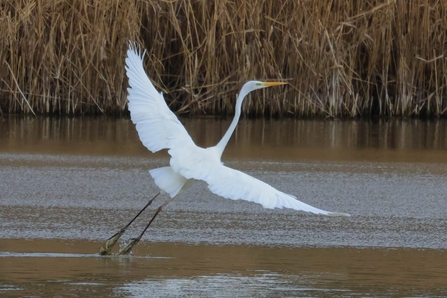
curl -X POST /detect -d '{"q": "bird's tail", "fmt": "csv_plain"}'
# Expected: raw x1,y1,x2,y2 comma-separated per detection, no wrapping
149,167,194,198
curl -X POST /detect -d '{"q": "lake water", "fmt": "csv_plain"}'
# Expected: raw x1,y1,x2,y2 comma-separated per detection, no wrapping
1,116,447,297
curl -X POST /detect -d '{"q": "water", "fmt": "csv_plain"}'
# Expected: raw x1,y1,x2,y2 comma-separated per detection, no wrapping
1,116,447,297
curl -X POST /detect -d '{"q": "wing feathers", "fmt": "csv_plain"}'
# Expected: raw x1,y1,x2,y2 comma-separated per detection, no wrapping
204,164,348,216
126,44,195,153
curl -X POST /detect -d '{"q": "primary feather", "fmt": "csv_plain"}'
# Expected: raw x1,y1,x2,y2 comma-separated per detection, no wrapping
126,43,349,217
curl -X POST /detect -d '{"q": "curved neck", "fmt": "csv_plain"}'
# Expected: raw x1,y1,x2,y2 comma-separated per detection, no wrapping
214,88,251,158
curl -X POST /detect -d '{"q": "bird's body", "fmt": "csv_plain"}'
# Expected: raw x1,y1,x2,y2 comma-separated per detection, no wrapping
99,42,348,255
125,43,349,216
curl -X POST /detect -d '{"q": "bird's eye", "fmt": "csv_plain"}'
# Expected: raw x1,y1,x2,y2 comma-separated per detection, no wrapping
256,83,262,86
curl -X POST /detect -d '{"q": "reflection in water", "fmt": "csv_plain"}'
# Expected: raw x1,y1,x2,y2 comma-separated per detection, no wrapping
1,240,447,297
1,116,447,297
1,116,447,162
116,272,335,297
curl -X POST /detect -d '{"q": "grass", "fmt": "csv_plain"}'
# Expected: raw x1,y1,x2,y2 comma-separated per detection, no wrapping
1,0,446,117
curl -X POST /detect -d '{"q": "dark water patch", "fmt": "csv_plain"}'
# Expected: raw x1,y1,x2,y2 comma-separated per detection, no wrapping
1,240,447,297
2,116,447,163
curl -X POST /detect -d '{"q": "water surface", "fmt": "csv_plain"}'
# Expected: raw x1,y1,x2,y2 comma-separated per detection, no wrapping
1,116,447,297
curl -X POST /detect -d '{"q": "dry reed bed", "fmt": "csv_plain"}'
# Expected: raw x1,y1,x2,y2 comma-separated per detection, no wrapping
0,0,446,117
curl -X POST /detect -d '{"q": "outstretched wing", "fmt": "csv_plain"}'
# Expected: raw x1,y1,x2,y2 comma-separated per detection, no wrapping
168,143,348,215
126,43,195,152
203,163,349,216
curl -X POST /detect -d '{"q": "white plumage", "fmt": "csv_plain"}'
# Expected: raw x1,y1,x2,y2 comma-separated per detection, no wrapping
125,43,349,217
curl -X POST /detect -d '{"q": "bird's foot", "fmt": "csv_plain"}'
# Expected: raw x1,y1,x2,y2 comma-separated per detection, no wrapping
117,238,140,255
99,229,125,255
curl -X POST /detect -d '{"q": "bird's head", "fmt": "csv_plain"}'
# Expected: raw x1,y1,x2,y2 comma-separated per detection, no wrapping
235,80,287,107
242,80,287,93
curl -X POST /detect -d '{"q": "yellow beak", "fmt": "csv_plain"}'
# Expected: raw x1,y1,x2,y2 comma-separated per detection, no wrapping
262,81,287,87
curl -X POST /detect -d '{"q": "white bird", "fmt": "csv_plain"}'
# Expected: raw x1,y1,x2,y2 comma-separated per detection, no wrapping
99,43,349,256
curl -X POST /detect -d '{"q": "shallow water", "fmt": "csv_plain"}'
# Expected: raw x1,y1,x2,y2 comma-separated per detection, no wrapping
1,116,447,297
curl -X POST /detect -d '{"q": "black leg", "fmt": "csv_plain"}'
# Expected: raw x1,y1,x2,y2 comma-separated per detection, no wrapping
99,192,160,255
117,197,175,255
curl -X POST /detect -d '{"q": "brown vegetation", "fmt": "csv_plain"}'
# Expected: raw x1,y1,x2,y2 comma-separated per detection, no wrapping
1,0,446,117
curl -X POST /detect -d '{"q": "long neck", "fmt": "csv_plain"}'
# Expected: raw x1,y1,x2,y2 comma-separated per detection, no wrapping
214,87,251,157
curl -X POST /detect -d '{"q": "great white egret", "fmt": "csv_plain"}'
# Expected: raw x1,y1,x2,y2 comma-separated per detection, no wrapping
99,43,349,255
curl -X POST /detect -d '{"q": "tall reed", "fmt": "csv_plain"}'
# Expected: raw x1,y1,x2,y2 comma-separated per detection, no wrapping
1,0,446,117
